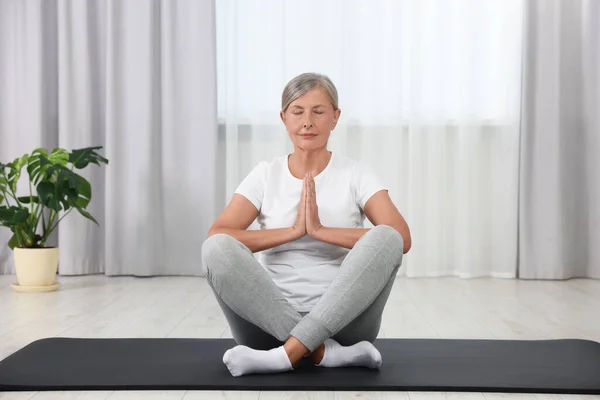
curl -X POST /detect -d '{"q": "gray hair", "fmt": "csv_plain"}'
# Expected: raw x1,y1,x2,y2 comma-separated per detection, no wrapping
281,73,339,112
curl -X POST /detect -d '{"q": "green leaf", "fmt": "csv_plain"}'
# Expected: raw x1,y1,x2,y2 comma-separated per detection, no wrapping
69,146,109,169
76,207,99,225
58,168,81,190
48,148,69,166
0,206,29,226
26,148,68,185
32,148,49,157
18,195,39,204
43,163,59,178
7,233,17,250
0,155,27,197
58,184,75,212
58,181,73,212
27,149,52,185
36,181,62,212
55,168,91,208
8,154,28,193
74,175,91,208
0,174,8,200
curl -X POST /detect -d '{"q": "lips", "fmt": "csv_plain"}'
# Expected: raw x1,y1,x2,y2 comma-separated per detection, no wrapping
299,134,317,138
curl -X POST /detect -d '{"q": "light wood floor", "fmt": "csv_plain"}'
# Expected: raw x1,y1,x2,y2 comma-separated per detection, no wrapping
1,275,599,400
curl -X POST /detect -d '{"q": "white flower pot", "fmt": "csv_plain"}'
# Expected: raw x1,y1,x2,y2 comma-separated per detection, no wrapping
11,247,60,292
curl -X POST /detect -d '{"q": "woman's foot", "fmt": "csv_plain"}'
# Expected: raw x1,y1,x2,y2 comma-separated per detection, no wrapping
222,345,293,377
316,338,382,369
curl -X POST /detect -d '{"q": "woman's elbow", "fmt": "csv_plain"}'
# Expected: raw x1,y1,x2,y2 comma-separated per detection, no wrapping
403,235,412,254
207,225,223,238
395,225,411,254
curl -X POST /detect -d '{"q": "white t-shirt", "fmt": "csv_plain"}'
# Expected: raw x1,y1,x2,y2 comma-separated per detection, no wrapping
234,152,387,312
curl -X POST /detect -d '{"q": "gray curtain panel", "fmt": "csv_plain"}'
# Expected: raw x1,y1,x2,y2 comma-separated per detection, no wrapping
519,0,600,279
0,0,218,276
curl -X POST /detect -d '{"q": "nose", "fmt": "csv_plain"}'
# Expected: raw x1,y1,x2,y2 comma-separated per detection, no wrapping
302,112,315,129
303,116,314,129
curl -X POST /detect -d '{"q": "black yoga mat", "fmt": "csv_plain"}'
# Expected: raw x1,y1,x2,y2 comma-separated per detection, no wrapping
1,338,599,394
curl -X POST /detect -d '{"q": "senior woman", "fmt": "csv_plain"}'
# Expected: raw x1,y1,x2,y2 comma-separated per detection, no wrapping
202,72,411,377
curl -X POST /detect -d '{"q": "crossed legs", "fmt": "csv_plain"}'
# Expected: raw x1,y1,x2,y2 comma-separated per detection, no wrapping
201,225,404,376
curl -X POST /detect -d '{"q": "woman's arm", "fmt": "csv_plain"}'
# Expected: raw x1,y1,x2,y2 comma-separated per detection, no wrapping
207,194,304,253
312,190,411,253
311,227,370,250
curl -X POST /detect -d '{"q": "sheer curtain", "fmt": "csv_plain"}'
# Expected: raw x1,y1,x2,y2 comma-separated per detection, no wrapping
216,0,525,278
519,0,600,279
0,0,218,276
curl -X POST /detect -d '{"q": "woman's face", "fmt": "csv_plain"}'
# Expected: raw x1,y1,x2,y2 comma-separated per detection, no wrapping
281,88,341,152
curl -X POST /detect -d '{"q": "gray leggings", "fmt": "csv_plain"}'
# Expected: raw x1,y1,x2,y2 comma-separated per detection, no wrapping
201,225,404,352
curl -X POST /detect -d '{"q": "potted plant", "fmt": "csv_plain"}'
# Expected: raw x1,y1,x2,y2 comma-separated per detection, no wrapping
0,146,108,292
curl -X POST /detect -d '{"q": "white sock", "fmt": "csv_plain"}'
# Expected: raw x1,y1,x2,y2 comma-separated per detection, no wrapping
317,338,382,369
222,345,293,377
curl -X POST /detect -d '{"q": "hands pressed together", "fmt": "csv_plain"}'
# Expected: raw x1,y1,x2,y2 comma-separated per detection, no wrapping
293,173,323,239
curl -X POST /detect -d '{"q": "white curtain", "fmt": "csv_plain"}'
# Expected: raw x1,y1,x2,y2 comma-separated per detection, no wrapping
0,0,59,273
0,0,218,276
216,0,525,278
8,0,596,280
519,0,600,279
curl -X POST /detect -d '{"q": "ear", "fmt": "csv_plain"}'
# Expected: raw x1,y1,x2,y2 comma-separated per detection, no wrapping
332,108,341,129
280,110,286,123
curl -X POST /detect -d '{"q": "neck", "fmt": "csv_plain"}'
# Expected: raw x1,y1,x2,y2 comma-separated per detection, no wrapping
288,148,331,178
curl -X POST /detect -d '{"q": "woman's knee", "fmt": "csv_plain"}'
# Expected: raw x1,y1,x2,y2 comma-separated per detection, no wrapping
369,224,403,245
363,225,404,268
200,233,239,276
